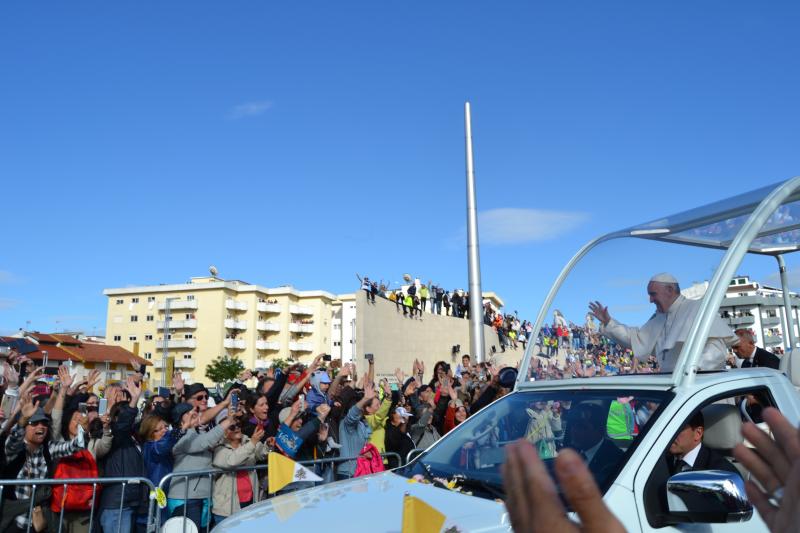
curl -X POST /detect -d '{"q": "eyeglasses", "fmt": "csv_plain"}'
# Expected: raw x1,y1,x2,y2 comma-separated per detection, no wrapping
28,420,49,428
192,394,208,401
228,424,240,431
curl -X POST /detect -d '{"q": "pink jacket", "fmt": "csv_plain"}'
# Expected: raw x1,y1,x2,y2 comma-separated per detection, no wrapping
354,443,384,477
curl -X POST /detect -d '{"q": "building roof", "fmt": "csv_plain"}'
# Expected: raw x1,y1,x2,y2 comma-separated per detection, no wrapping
18,331,149,366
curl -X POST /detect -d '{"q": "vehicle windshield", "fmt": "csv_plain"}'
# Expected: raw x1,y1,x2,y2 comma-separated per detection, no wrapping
396,388,673,500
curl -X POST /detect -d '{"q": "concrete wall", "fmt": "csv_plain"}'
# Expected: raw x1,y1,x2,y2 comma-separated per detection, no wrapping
355,291,524,381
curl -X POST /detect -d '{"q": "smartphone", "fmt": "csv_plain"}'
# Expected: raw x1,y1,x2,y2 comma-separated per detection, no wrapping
322,354,332,362
298,394,305,411
98,398,108,416
230,392,239,411
78,402,88,415
364,353,374,363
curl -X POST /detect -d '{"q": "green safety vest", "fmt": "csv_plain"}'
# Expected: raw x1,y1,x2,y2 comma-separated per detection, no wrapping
606,400,634,441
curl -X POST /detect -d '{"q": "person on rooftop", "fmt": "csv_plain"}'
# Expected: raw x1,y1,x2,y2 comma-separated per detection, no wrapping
589,273,736,372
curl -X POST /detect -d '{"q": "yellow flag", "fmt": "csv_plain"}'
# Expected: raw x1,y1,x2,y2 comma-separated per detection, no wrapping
268,452,322,494
401,494,446,533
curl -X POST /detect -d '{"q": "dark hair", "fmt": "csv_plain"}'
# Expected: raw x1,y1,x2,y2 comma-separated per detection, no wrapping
687,411,705,429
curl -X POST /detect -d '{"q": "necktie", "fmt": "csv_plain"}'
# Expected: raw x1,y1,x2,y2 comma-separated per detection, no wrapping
675,459,690,473
742,359,752,368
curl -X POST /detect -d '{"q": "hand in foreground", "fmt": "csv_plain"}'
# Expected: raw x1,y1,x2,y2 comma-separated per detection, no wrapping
502,439,626,533
588,302,610,326
733,407,800,533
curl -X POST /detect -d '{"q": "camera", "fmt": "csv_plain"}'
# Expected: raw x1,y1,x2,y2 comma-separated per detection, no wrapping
322,354,332,362
364,353,374,363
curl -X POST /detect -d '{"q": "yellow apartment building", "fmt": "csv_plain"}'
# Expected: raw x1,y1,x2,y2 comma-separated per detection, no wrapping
104,276,337,386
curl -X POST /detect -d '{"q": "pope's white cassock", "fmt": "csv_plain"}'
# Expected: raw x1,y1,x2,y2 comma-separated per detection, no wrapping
601,294,737,372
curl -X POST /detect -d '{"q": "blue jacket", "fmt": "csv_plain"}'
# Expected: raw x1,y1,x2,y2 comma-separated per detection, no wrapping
336,404,371,477
143,429,180,489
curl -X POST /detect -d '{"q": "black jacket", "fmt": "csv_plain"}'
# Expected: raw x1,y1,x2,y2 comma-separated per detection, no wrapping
585,438,625,486
741,347,780,370
673,444,739,475
384,423,415,468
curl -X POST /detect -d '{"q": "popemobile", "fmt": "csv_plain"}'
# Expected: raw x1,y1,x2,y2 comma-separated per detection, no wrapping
216,176,800,532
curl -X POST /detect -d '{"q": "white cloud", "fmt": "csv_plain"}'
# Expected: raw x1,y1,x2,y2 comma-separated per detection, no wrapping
477,208,589,245
0,271,21,284
0,298,18,310
228,100,273,119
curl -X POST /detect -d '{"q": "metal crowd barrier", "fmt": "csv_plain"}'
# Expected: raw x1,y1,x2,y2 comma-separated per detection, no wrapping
155,452,402,533
0,476,157,533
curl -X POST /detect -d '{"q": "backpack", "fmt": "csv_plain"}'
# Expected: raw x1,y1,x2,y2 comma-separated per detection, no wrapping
51,449,101,512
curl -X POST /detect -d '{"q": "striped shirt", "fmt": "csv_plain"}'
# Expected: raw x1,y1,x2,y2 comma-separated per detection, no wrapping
5,425,85,529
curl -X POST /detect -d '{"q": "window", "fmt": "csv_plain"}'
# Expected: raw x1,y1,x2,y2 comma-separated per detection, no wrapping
132,297,139,303
145,335,153,341
334,341,341,347
131,315,138,322
185,334,193,339
129,336,137,341
146,315,154,322
184,354,192,359
147,296,156,302
187,295,195,301
113,335,122,341
116,299,124,305
144,352,152,360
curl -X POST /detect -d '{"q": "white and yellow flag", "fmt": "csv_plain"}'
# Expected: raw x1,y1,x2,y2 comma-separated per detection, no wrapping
268,452,323,494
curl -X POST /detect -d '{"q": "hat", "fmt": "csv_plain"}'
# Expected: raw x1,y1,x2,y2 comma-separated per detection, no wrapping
315,371,332,384
184,383,207,399
27,408,50,425
394,406,413,419
172,403,194,425
498,367,518,388
278,407,295,425
649,273,679,285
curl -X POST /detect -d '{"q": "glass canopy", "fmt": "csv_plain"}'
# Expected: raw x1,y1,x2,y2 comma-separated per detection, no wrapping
623,181,800,255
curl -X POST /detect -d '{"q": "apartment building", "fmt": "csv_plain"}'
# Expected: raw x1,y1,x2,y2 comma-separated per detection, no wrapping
104,276,337,385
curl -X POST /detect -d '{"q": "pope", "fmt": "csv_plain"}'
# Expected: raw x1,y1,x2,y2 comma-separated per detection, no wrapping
589,273,737,372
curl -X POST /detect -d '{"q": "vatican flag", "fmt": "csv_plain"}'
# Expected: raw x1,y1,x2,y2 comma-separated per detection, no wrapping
401,494,446,533
268,452,322,494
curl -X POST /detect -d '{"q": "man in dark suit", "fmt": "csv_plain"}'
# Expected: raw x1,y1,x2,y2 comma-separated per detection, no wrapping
567,403,625,485
733,329,780,370
667,411,738,475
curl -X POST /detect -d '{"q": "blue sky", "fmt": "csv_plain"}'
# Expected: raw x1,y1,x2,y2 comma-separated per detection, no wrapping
2,1,800,335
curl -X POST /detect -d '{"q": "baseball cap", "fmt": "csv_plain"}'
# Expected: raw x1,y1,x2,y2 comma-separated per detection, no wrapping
27,408,50,425
172,403,194,425
394,406,413,419
184,383,208,399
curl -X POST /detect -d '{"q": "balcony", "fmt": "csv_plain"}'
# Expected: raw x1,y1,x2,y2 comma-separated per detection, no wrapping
256,340,280,351
289,341,314,352
765,335,783,345
151,359,166,369
157,319,197,330
255,359,271,370
225,299,248,312
727,315,755,326
762,316,781,326
257,302,282,314
224,339,246,350
175,359,196,369
224,319,248,330
289,323,314,334
257,321,280,332
158,300,197,311
289,305,314,316
161,339,197,349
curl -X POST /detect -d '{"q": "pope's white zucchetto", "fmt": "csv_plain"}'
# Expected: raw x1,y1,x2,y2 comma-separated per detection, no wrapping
649,273,679,285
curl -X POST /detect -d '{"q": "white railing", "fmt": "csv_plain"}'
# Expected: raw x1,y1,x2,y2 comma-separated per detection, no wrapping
151,360,165,368
158,300,197,311
157,319,197,330
289,304,314,315
256,340,280,351
256,321,280,332
160,339,197,349
289,323,314,333
225,299,248,311
175,359,196,369
289,341,314,352
224,338,246,349
224,319,248,330
257,302,282,313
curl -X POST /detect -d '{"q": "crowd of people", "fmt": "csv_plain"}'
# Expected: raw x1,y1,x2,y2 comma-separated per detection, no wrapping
0,348,516,533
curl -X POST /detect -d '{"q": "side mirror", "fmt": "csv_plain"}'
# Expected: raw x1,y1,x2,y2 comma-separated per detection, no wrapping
666,470,752,523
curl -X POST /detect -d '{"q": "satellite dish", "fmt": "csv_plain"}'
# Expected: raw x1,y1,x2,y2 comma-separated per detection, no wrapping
209,265,218,277
403,274,412,282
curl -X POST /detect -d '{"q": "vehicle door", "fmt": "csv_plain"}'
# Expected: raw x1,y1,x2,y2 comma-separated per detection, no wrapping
631,379,792,533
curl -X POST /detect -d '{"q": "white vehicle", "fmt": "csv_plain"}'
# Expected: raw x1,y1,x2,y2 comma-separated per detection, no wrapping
217,176,800,532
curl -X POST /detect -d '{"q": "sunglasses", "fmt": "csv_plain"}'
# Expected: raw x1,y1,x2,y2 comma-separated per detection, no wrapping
192,394,208,401
86,406,98,412
28,420,50,428
228,424,240,431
